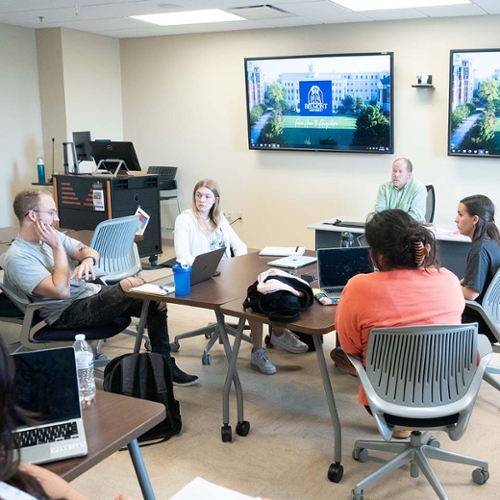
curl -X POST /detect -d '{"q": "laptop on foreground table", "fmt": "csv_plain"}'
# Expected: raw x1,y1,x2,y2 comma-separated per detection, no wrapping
157,247,226,288
317,247,374,298
12,347,88,464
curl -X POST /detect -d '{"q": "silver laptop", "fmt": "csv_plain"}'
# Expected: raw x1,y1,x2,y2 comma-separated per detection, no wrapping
12,347,88,464
317,247,374,298
157,247,226,288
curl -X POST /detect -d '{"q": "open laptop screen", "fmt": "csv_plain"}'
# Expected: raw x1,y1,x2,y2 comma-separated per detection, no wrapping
13,347,81,428
317,247,374,289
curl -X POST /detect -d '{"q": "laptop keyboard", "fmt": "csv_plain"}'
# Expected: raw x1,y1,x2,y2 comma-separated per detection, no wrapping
16,422,78,448
323,287,343,294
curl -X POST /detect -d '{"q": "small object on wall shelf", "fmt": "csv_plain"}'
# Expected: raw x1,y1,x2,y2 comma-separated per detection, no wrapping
413,73,434,89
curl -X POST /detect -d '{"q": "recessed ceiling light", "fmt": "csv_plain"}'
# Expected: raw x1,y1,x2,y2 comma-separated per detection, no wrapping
130,9,245,26
331,0,470,11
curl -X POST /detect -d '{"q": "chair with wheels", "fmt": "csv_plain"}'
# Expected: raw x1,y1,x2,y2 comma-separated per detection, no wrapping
425,184,436,223
147,166,181,231
346,324,491,500
464,266,500,391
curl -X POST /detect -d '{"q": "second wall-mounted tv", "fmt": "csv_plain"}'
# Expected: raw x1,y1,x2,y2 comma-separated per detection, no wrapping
448,48,500,158
244,52,393,154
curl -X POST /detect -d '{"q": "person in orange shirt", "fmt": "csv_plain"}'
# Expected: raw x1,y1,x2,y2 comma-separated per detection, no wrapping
335,210,464,436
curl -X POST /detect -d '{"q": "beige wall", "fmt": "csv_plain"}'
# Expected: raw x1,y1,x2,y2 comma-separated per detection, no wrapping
120,15,500,249
36,28,123,174
0,23,43,226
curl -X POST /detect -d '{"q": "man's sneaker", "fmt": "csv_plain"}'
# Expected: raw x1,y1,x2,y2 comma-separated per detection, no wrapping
169,359,199,387
270,329,308,354
392,430,412,439
251,348,277,374
330,347,357,377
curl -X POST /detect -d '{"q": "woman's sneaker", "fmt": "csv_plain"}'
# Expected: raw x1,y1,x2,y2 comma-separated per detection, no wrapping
270,329,308,354
251,348,276,374
169,359,199,386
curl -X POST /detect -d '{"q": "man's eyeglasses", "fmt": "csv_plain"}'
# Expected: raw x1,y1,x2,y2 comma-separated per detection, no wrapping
25,209,58,218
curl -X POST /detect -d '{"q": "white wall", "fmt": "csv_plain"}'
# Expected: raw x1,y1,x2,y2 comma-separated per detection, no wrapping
36,28,123,174
120,15,500,249
0,23,43,226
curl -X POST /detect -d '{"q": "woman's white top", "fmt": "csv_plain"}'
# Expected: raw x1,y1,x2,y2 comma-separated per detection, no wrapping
174,209,247,266
0,482,38,500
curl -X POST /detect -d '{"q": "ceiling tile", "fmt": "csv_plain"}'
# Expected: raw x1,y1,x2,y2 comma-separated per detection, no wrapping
277,0,372,23
417,4,487,17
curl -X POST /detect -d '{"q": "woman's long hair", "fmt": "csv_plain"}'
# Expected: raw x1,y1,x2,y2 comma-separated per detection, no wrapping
0,338,57,499
460,194,500,245
190,179,222,231
365,209,440,271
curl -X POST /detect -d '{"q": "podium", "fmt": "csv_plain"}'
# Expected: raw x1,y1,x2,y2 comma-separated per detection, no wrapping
53,174,162,261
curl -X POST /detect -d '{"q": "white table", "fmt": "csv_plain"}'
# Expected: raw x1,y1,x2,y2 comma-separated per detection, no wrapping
307,217,471,277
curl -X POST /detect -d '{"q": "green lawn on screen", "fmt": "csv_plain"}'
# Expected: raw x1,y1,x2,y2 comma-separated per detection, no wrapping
492,119,500,149
281,114,357,147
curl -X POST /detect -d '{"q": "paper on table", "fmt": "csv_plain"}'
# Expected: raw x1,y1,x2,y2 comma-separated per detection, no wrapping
259,246,305,257
129,283,174,295
170,477,261,500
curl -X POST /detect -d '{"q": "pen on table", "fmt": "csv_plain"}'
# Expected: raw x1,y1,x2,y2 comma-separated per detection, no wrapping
158,285,171,294
295,246,299,252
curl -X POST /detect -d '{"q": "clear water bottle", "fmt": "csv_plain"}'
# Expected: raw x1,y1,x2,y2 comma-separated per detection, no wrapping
73,334,96,402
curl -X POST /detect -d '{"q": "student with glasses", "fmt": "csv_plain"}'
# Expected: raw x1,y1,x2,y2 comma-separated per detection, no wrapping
2,189,198,387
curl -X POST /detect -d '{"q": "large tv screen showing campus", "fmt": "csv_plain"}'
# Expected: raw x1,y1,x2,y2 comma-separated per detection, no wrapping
448,49,500,158
244,52,393,154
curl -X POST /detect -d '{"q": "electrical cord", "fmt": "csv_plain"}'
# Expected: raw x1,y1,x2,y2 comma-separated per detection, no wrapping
229,217,242,225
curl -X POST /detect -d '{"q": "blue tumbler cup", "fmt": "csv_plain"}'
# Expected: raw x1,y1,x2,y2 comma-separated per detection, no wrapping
172,262,191,296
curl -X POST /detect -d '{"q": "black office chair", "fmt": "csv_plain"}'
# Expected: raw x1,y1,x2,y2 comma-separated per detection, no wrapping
0,283,132,369
425,184,435,223
147,166,181,231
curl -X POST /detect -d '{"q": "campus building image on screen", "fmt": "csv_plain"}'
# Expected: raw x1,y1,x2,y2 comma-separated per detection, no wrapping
448,49,500,158
244,52,393,154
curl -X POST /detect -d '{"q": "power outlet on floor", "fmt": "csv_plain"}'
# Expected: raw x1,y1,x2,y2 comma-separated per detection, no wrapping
225,211,234,221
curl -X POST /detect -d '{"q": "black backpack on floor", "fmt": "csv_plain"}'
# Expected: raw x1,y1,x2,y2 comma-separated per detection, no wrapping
103,352,182,443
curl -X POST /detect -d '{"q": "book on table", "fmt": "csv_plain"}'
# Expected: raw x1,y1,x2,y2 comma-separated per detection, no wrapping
259,246,305,257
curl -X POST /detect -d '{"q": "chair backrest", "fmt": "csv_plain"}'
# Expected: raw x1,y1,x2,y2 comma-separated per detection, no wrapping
479,267,500,323
367,324,477,408
425,184,435,223
147,166,178,190
90,215,141,280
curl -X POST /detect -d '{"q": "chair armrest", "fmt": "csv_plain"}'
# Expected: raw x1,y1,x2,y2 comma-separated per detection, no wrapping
465,301,500,342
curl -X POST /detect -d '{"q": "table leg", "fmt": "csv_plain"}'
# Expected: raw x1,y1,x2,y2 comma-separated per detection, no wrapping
313,335,343,482
127,439,156,500
218,311,249,442
134,300,150,354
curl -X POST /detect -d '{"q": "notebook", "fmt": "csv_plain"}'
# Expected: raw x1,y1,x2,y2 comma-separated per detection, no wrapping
267,255,317,269
317,247,374,298
12,347,88,465
156,247,226,289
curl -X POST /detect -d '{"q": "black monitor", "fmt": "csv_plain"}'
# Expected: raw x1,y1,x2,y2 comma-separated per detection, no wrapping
89,141,142,174
72,131,93,162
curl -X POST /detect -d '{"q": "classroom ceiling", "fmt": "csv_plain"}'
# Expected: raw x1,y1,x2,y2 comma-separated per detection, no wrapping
0,0,499,39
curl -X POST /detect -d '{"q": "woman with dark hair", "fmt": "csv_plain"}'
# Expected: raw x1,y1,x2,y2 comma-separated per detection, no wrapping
175,179,308,375
334,210,464,423
0,336,134,500
456,194,500,342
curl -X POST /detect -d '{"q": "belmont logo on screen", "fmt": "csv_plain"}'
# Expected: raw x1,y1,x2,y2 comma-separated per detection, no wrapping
299,81,332,116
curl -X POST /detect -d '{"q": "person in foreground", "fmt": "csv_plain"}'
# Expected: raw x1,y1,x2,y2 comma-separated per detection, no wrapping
174,179,308,375
0,336,134,500
335,210,465,438
374,158,427,223
2,189,197,386
455,194,500,343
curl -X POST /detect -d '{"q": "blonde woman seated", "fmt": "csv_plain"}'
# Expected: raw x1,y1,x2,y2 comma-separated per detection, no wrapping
174,179,308,374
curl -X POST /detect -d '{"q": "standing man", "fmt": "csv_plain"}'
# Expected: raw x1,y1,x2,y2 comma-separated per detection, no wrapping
374,158,427,223
2,189,198,386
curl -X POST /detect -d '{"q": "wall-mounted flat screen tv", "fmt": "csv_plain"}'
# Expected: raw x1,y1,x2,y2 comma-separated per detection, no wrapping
244,52,393,153
448,49,500,158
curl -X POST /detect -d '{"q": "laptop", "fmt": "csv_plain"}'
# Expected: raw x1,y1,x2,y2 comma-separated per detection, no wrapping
156,247,226,288
317,247,374,298
267,255,317,269
12,347,88,465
